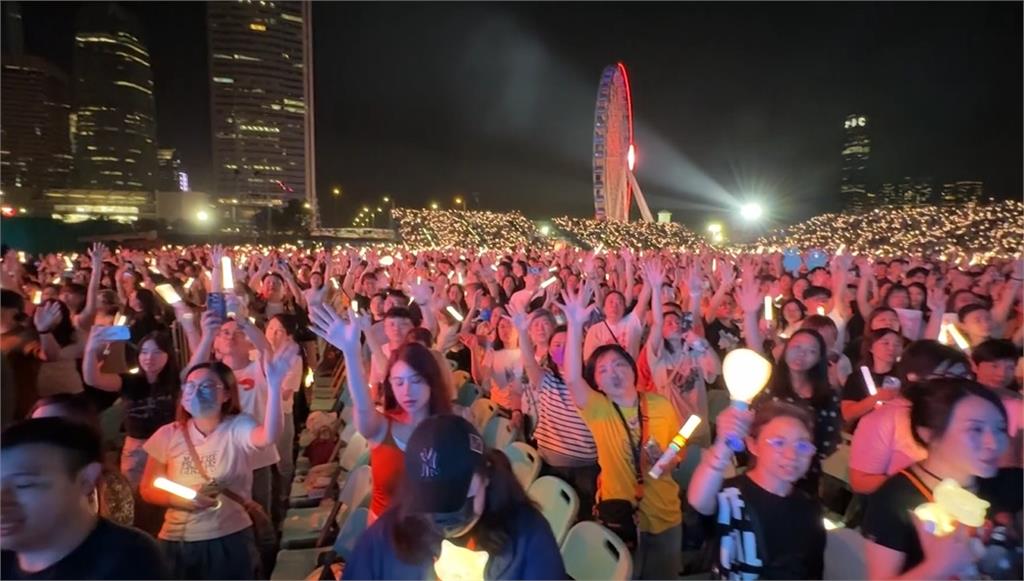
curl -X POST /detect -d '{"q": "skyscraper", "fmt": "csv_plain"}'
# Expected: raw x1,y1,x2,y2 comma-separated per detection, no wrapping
1,56,72,193
841,114,871,211
879,177,934,206
157,148,189,192
72,3,158,192
207,0,309,210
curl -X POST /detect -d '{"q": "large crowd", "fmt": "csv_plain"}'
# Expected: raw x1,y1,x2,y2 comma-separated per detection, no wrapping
0,238,1022,580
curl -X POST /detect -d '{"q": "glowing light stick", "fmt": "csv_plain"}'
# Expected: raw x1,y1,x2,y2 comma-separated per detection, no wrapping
721,348,772,452
154,284,183,305
330,278,339,289
763,296,773,321
154,477,196,500
648,415,701,479
860,366,878,396
149,266,162,275
304,368,314,388
220,256,234,290
17,251,26,263
548,266,558,273
446,305,464,322
816,306,826,316
457,271,464,284
351,298,359,312
128,367,139,374
379,256,394,267
913,479,990,536
184,277,195,290
52,276,61,285
114,314,127,326
64,256,73,269
540,276,558,289
945,323,970,351
32,290,42,305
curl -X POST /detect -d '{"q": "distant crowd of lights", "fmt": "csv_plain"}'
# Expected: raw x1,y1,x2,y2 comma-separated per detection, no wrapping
756,201,1023,258
552,216,710,251
393,208,536,250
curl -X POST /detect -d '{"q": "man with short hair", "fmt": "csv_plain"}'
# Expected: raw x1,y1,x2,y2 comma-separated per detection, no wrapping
1,417,168,579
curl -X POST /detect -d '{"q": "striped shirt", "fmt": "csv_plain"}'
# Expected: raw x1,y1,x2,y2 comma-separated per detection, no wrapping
530,370,598,464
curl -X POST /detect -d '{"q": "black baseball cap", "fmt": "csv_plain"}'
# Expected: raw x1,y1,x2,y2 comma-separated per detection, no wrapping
403,415,485,514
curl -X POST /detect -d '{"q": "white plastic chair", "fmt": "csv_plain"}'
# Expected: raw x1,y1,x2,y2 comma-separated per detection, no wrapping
482,414,517,450
503,442,541,489
281,464,373,549
470,398,497,430
560,521,633,580
527,476,579,545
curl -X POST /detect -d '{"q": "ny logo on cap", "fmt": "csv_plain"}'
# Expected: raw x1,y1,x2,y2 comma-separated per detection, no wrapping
420,448,439,478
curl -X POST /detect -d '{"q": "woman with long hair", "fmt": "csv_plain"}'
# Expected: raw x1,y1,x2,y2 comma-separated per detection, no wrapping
344,415,565,579
643,262,718,446
688,401,826,579
139,349,293,580
35,298,86,396
862,378,1020,580
84,329,180,490
309,303,452,522
841,328,904,427
562,280,684,580
508,305,599,520
753,328,841,495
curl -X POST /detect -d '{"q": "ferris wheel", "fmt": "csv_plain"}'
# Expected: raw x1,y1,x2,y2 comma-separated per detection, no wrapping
592,62,653,222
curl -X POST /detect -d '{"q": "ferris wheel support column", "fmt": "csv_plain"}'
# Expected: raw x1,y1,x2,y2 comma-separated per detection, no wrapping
628,171,654,222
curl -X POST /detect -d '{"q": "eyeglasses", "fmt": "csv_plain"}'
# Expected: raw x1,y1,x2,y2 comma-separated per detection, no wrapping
764,437,816,456
182,381,222,394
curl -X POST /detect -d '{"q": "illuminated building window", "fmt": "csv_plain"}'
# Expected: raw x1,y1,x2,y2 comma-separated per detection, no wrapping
249,22,267,31
213,76,235,84
113,80,153,95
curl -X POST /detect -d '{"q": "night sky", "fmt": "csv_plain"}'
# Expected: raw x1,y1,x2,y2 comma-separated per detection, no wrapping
17,2,1023,228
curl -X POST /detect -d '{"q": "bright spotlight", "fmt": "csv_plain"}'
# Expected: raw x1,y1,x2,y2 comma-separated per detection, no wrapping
539,225,551,236
195,209,209,222
707,222,722,234
740,202,763,221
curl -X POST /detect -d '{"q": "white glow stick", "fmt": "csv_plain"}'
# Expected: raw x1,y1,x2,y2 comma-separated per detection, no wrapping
221,256,234,290
128,367,139,374
330,278,339,289
816,306,826,316
457,271,464,284
304,368,314,388
154,284,183,305
648,415,702,479
860,366,878,396
540,276,558,289
351,298,359,312
32,290,41,305
114,314,127,326
149,266,161,275
946,323,970,351
548,266,558,273
764,296,773,321
184,277,195,290
153,477,197,500
446,305,464,322
64,256,73,269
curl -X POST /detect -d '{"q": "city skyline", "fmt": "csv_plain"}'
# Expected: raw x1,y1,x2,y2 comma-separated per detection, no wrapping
9,1,1023,228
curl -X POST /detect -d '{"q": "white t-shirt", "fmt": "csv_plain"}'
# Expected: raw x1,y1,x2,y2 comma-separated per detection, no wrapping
485,348,524,410
849,398,926,477
233,360,281,469
583,313,644,360
144,415,259,541
647,342,718,446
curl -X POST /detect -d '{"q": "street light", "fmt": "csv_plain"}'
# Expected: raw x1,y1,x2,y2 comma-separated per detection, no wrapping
382,196,390,203
454,196,463,209
430,202,439,210
195,209,209,222
332,186,341,196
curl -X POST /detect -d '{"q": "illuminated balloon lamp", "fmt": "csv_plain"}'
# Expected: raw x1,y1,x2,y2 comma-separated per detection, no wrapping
434,539,489,581
721,348,772,451
913,479,989,536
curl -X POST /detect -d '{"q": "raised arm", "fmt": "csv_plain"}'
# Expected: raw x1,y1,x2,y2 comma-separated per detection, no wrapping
77,243,106,332
81,325,124,392
704,263,735,324
688,406,751,515
33,302,62,362
992,260,1022,334
738,272,765,351
183,311,220,379
508,303,546,389
642,260,667,360
831,252,853,320
561,282,600,409
923,286,947,340
308,304,388,443
249,342,295,448
856,257,875,319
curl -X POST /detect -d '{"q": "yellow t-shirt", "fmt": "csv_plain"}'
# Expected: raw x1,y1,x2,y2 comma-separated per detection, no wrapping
581,392,682,534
